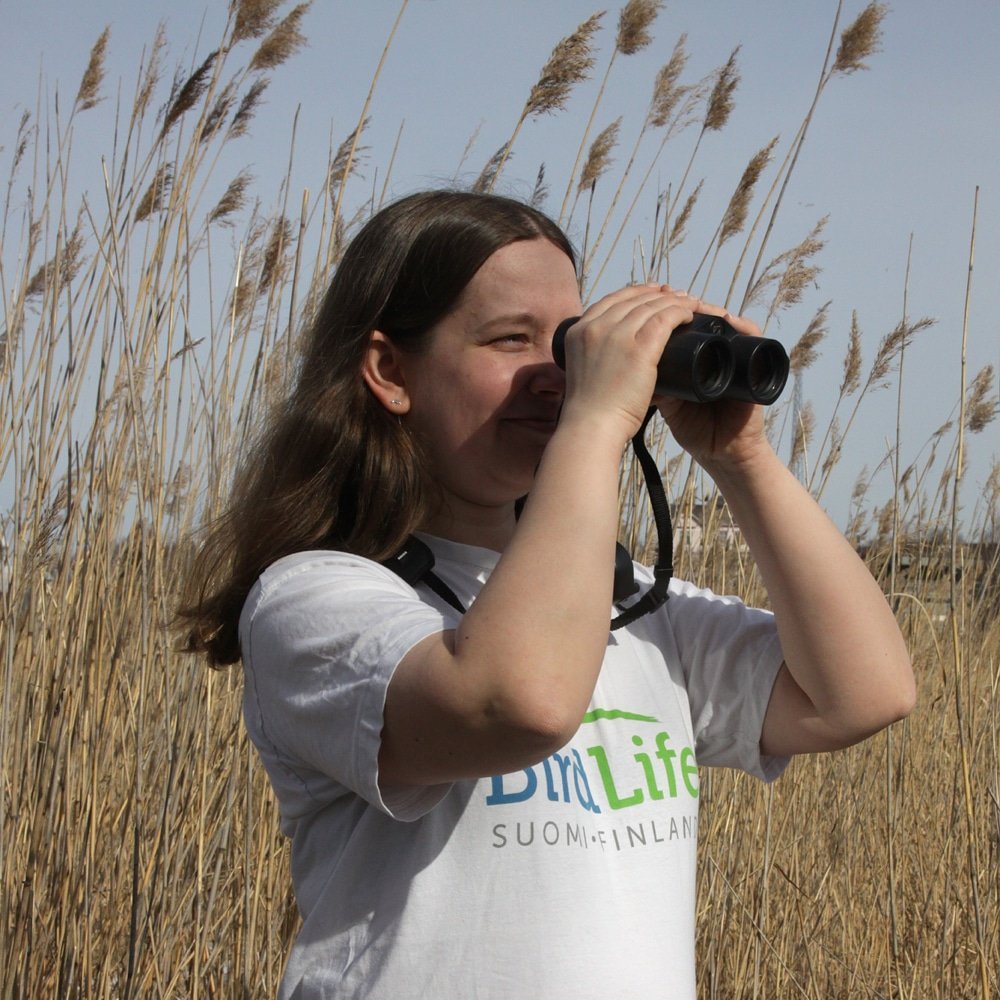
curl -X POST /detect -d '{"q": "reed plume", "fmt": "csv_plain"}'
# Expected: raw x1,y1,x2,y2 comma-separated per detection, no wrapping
833,2,887,75
230,78,270,138
819,417,843,484
643,176,704,286
163,50,219,135
133,24,167,123
24,223,86,298
559,0,663,225
75,27,110,111
719,137,778,247
232,0,286,43
840,310,863,395
673,45,740,198
249,2,311,73
525,13,604,118
745,216,827,328
134,162,174,221
965,365,998,434
329,119,371,195
647,35,691,130
668,179,702,252
474,143,513,194
209,171,254,225
789,301,830,374
259,216,292,294
326,0,408,248
690,136,777,295
577,117,621,192
232,271,257,322
530,163,549,209
844,468,871,542
616,0,662,55
583,34,696,286
786,303,828,480
8,110,30,182
869,316,935,387
875,496,896,541
704,47,740,132
202,82,238,142
559,2,663,221
656,44,738,245
812,311,935,500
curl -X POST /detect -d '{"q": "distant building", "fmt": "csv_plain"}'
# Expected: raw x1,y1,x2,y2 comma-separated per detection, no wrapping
672,496,741,554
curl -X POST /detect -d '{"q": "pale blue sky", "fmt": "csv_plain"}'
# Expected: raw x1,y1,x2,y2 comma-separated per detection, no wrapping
3,1,998,532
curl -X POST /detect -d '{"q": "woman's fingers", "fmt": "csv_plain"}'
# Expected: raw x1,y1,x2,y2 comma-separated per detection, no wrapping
675,297,763,339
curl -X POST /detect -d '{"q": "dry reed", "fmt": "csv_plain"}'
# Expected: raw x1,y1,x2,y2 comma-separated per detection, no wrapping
248,2,311,73
75,27,111,111
578,117,621,194
231,0,287,44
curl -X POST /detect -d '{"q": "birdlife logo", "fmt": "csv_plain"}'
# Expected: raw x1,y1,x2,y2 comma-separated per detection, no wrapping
484,707,699,853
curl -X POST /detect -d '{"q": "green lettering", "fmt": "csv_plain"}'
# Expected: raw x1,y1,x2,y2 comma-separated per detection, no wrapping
680,746,699,797
586,744,644,810
654,731,678,797
631,735,664,800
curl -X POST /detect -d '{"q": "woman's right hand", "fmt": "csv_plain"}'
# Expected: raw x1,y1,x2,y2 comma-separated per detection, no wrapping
555,284,702,446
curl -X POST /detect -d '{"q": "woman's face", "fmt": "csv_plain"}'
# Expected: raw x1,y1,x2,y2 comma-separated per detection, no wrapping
399,237,582,521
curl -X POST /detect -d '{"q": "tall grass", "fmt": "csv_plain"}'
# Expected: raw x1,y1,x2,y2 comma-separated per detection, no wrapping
2,1,997,996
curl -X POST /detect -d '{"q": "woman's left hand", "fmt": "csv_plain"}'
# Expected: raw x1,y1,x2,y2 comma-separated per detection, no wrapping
653,294,770,471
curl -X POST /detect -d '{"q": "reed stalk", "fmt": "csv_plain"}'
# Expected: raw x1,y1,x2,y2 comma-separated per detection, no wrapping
949,186,990,1000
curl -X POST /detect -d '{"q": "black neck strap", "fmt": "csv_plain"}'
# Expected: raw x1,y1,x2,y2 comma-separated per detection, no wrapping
421,566,466,615
380,536,466,615
609,407,673,630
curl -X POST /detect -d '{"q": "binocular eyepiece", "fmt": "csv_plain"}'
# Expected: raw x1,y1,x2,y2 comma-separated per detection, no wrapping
552,313,789,405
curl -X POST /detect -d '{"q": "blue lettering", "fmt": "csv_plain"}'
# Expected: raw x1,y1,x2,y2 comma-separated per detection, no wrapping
542,753,572,802
486,767,537,805
570,748,602,814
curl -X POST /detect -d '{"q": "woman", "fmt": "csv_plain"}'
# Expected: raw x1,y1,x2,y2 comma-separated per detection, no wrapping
180,190,914,998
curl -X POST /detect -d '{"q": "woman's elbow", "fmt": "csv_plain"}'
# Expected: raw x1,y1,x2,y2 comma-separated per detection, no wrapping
856,645,917,735
846,668,917,742
886,671,917,727
491,697,583,761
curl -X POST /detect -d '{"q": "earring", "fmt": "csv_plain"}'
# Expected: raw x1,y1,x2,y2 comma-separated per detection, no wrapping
391,399,402,406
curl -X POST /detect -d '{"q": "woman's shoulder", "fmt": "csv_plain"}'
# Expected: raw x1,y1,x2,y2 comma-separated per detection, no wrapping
246,549,418,620
259,547,387,581
239,546,453,664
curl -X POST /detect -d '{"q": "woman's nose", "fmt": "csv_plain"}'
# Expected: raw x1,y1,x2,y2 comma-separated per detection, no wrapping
528,354,566,397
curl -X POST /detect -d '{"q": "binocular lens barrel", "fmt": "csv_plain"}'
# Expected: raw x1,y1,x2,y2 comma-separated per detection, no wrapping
551,314,789,405
740,338,790,404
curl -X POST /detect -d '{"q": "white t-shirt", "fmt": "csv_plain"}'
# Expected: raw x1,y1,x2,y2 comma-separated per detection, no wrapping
240,534,787,999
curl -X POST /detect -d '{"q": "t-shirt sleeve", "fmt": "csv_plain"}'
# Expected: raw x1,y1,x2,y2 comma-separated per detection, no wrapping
239,552,460,821
662,577,788,782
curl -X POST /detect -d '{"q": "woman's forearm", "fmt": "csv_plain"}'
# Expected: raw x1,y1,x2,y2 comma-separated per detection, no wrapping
705,444,915,753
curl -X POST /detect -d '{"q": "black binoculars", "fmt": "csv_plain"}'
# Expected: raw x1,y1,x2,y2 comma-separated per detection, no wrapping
552,313,789,404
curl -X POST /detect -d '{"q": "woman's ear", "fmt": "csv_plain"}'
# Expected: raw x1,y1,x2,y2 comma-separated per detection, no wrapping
363,330,411,414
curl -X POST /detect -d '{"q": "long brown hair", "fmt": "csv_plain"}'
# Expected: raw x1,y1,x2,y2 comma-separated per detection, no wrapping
177,190,576,666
